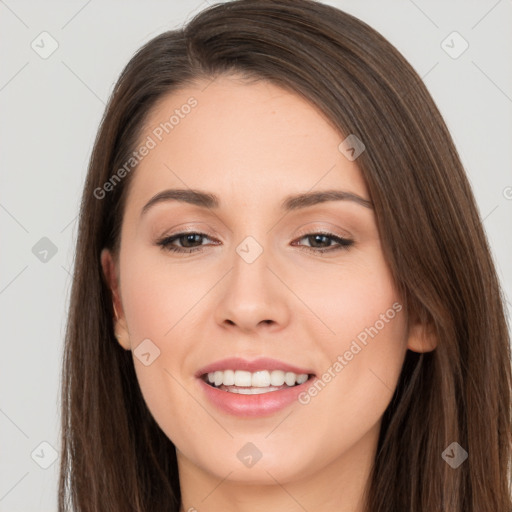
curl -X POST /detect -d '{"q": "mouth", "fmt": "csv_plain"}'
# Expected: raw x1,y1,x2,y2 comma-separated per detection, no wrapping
196,358,317,416
200,369,316,395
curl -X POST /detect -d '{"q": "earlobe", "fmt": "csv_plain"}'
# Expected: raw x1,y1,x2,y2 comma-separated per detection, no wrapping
113,319,131,351
406,315,438,353
100,248,131,351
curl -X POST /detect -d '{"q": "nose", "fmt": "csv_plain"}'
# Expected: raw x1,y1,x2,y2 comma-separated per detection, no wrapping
213,240,291,334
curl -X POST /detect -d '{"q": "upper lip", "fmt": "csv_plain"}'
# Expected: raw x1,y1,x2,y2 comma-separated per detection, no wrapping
195,357,315,378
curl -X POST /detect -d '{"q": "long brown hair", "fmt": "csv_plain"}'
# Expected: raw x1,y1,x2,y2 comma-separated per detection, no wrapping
59,1,512,510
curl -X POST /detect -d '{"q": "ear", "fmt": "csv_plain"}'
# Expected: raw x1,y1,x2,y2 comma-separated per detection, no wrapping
406,307,438,353
100,248,131,351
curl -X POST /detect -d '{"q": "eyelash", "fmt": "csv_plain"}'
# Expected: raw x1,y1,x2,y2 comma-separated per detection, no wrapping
156,231,354,255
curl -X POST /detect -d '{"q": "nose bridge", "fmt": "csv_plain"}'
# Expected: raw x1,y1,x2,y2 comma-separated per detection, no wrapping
231,232,274,301
214,231,289,331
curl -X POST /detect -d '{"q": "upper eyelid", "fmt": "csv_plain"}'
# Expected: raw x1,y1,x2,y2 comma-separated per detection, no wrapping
159,230,353,246
159,220,354,239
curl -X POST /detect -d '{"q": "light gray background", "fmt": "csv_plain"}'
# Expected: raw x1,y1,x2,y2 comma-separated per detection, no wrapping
1,1,511,510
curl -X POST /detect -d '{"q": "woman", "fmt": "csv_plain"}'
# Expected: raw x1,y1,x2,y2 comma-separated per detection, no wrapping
59,0,512,510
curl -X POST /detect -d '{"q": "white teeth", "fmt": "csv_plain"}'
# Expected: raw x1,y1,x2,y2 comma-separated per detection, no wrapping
270,370,285,386
214,371,223,387
221,385,282,394
222,369,235,386
284,372,296,386
296,373,308,384
234,370,252,386
252,370,271,387
206,369,310,388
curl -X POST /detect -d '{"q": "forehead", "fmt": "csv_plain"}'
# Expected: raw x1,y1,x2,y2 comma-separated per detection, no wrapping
124,75,369,213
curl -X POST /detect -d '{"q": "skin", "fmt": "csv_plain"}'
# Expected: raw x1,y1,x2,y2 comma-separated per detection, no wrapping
101,75,436,512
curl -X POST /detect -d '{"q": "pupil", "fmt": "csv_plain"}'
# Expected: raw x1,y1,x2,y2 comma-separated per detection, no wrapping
311,234,328,247
183,234,200,247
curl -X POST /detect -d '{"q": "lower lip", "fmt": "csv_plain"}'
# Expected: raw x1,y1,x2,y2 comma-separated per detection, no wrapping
198,377,314,417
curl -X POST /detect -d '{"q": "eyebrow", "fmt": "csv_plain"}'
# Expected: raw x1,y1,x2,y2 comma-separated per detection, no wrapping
140,188,373,217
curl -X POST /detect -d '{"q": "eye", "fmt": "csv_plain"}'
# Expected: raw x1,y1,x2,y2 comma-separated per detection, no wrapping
292,232,354,254
156,231,353,255
156,232,217,254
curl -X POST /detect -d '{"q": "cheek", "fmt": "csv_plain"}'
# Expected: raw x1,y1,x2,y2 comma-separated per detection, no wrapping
120,246,206,342
293,248,406,361
292,254,407,445
117,245,228,431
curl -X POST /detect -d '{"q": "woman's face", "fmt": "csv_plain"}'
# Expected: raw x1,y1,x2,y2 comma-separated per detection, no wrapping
102,75,428,488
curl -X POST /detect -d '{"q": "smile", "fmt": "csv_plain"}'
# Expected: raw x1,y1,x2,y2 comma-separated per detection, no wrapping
202,369,311,394
196,358,317,417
